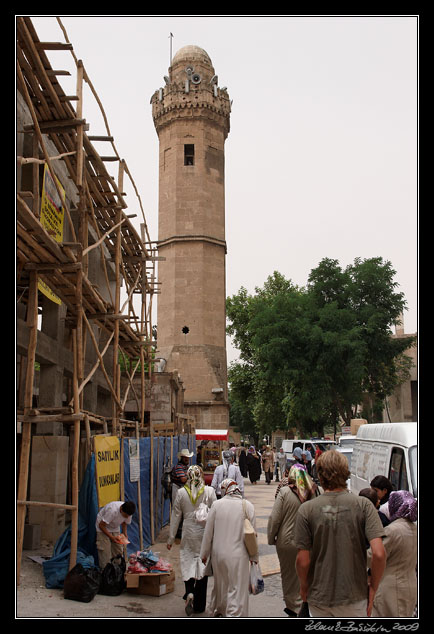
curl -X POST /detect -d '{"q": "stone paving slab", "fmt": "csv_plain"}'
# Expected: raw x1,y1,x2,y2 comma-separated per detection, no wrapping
243,478,281,576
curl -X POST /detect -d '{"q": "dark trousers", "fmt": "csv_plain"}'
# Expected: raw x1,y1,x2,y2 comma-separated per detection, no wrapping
183,576,208,613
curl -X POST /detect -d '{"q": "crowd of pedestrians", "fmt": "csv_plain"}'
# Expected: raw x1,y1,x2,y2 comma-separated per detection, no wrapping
165,443,417,619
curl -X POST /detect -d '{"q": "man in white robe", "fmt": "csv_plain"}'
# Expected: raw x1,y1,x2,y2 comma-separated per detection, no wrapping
211,450,245,498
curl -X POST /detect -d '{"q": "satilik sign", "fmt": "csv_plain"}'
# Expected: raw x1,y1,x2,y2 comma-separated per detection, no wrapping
94,436,121,508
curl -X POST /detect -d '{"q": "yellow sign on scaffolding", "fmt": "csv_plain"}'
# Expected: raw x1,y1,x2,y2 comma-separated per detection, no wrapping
94,436,121,508
38,165,65,304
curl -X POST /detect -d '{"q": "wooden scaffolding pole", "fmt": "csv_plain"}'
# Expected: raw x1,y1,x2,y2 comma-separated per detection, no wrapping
75,60,84,188
135,422,143,551
112,207,122,436
140,254,147,428
70,329,81,570
16,270,38,584
150,426,155,544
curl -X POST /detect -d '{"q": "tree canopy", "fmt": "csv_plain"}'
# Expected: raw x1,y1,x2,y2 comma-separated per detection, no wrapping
226,258,415,441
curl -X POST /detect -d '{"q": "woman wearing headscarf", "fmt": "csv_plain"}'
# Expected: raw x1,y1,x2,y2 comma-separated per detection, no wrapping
261,445,275,484
246,446,262,485
276,447,287,482
167,465,216,615
267,464,318,617
368,490,417,618
238,445,248,478
200,478,257,617
275,448,306,498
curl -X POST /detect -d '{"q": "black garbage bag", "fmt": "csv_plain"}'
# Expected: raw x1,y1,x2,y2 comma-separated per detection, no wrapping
63,563,101,603
99,554,126,596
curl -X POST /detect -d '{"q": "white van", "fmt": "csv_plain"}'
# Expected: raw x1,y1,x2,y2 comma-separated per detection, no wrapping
350,422,417,497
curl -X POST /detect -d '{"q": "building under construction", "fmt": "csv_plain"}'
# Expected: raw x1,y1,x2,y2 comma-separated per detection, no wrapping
16,16,195,583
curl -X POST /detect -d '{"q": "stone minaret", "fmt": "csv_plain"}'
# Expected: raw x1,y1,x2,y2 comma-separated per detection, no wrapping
151,45,231,430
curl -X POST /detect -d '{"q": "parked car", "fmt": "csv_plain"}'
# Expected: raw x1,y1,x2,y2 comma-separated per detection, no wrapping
350,422,417,497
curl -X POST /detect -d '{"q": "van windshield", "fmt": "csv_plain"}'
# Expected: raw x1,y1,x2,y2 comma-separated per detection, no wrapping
409,445,417,498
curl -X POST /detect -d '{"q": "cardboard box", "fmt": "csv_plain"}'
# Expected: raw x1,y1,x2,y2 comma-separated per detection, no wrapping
125,569,175,596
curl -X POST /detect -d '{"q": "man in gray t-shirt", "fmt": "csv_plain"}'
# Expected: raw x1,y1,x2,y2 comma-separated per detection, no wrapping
294,451,386,618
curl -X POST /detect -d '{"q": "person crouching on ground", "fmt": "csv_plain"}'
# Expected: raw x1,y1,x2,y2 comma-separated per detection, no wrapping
95,500,135,570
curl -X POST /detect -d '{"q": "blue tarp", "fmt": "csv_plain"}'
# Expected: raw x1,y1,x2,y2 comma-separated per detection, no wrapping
124,435,195,554
41,434,195,588
42,454,99,588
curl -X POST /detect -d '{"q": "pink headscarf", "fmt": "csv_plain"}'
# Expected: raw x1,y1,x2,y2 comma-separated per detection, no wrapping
388,490,417,522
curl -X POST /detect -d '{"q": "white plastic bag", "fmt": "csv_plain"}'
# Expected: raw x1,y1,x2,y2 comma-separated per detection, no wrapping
195,502,209,527
249,562,264,595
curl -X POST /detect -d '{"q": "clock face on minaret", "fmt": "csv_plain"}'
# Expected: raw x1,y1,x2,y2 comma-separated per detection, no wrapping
151,45,231,430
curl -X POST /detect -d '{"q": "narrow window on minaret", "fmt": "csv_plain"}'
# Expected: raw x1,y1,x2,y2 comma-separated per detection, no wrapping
184,144,195,166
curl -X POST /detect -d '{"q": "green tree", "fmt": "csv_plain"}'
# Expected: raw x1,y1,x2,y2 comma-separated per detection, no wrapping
227,258,415,436
226,272,299,440
227,362,257,441
307,257,415,422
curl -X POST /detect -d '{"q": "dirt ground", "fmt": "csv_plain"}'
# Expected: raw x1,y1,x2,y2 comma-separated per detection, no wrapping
15,524,286,620
16,526,187,619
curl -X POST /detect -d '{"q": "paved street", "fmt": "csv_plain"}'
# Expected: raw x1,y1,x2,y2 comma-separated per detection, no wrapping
244,476,281,576
149,474,287,618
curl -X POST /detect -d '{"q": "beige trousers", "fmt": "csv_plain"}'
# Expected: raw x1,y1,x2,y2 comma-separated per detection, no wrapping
96,530,124,570
276,544,302,614
309,599,367,618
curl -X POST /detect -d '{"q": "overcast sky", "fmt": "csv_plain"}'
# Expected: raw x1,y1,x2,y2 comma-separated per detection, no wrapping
27,15,418,363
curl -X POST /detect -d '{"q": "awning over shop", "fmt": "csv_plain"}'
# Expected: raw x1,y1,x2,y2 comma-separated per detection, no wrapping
196,429,229,441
